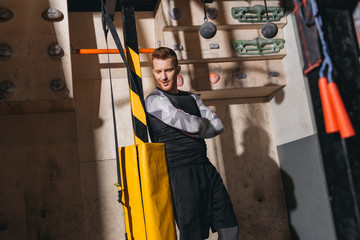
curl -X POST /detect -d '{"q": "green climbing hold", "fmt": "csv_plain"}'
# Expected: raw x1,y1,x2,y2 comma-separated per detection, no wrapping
231,5,284,23
232,38,285,55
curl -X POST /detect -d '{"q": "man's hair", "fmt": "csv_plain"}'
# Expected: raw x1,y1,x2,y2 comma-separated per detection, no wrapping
151,47,178,67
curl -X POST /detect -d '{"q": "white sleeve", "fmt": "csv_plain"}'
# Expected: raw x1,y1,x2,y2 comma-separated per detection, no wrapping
191,94,224,138
145,91,208,134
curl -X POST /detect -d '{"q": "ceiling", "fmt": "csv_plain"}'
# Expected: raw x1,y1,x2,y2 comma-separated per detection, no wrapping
67,0,158,12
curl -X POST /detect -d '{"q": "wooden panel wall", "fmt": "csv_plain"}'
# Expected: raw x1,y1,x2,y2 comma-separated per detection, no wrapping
155,0,287,100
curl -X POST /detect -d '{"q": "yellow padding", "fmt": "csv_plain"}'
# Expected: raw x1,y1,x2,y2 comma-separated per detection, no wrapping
129,89,147,125
128,47,142,77
134,134,144,145
118,143,176,240
119,145,146,239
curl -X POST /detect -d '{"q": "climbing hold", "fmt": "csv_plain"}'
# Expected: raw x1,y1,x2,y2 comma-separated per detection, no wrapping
236,73,247,79
42,8,64,22
170,8,181,20
48,43,64,57
269,72,279,77
209,72,220,84
0,7,13,21
173,44,183,51
50,79,65,91
177,75,184,87
0,80,15,93
232,5,284,23
210,43,219,49
207,8,218,20
232,38,285,55
0,44,12,57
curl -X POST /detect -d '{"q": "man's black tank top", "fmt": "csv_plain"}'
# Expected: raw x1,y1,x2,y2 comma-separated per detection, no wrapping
147,88,208,168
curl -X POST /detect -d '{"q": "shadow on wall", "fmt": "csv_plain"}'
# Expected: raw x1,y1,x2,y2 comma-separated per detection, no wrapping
69,10,141,240
69,12,105,240
209,103,290,240
280,169,300,240
0,2,84,240
69,12,109,240
270,84,286,105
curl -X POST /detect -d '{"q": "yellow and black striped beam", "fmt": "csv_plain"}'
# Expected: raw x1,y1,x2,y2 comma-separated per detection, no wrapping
122,0,148,144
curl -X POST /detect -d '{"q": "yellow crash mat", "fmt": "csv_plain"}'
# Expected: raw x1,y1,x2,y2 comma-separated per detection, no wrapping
118,143,176,240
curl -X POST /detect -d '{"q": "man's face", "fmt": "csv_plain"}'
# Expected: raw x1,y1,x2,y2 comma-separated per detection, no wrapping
152,58,181,94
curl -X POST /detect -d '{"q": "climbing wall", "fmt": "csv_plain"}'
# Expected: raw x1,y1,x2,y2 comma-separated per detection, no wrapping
0,0,83,239
0,0,73,109
155,0,286,100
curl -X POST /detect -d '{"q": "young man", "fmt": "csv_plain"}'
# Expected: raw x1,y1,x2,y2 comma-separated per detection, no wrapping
145,47,239,240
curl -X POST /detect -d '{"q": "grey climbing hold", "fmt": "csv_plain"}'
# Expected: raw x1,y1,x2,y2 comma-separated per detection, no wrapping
207,8,218,20
0,44,12,57
0,80,15,93
0,7,13,22
48,43,64,57
42,8,64,22
50,79,66,92
169,8,181,20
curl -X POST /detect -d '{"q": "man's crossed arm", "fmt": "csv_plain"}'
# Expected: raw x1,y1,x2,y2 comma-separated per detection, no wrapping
145,89,223,138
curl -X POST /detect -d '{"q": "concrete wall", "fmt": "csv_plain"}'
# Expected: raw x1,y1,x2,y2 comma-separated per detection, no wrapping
204,99,289,240
69,11,157,239
269,12,337,240
155,0,287,100
0,0,73,103
0,1,82,239
0,113,83,239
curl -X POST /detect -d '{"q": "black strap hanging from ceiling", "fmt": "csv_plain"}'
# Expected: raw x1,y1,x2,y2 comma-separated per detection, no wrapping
105,0,117,19
100,0,135,205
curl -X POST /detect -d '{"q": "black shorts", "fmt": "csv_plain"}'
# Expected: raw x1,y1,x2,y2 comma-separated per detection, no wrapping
169,162,238,240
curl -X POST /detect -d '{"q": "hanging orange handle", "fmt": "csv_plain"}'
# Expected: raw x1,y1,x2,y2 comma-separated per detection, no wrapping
327,82,355,138
318,77,339,133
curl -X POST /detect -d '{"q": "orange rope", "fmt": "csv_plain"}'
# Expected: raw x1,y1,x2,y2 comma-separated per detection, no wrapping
73,48,155,54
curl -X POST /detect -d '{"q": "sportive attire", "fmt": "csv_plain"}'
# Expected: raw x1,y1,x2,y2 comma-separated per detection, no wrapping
145,88,238,240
